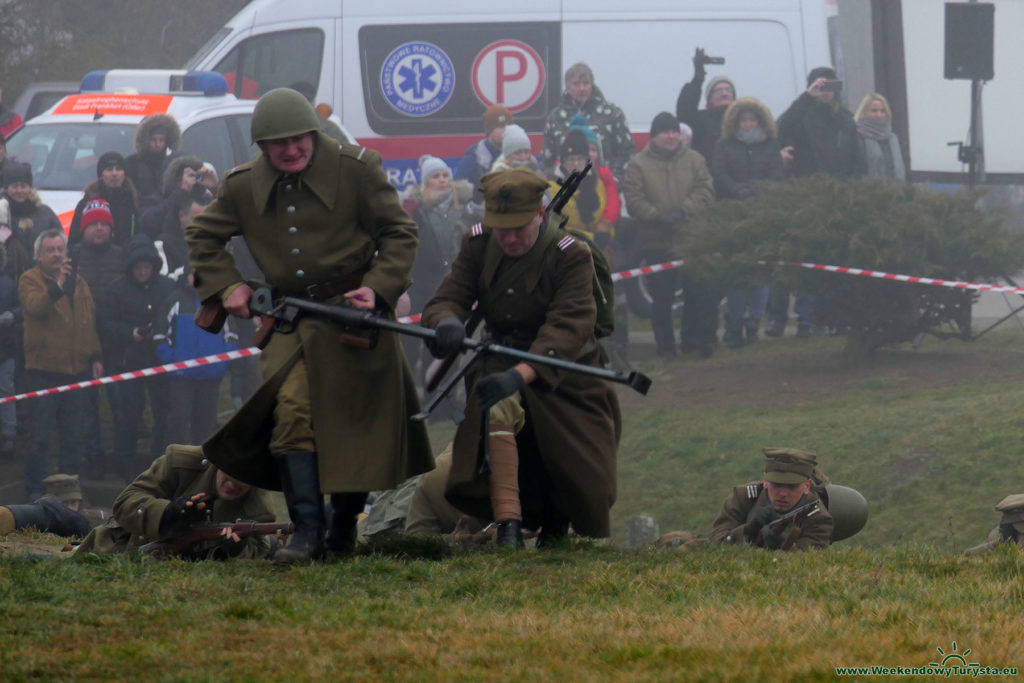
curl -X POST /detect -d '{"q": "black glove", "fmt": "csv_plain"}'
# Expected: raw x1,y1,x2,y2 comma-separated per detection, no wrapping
692,48,708,78
743,505,778,541
760,525,785,550
208,532,246,561
474,368,526,410
158,494,210,534
656,208,687,226
429,317,465,358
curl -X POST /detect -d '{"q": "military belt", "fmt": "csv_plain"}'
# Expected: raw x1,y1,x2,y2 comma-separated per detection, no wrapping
302,268,369,302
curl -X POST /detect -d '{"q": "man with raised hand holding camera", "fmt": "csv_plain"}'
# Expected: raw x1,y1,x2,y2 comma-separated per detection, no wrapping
675,47,735,162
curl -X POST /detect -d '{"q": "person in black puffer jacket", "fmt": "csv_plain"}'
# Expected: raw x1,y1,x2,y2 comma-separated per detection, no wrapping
102,234,175,480
69,152,139,248
711,98,784,348
72,199,125,476
776,66,866,180
2,162,61,254
123,113,181,200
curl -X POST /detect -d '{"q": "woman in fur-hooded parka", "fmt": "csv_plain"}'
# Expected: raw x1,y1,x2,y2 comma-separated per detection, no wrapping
123,113,182,199
710,98,784,200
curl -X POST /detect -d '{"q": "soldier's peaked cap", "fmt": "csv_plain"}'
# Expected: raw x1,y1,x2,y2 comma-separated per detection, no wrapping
995,493,1024,530
762,447,817,485
42,473,83,503
480,168,547,229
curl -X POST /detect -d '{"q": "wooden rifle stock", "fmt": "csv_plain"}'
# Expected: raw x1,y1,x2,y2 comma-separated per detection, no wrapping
195,297,228,333
138,521,294,558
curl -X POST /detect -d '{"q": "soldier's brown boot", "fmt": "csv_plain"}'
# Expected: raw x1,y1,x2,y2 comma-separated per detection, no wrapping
273,451,325,564
489,424,523,549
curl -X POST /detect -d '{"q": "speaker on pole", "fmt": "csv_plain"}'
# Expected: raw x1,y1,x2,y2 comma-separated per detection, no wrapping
944,3,994,80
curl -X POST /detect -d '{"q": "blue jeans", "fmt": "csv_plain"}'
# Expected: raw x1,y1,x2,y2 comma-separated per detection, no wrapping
768,290,816,330
24,369,88,497
726,286,769,323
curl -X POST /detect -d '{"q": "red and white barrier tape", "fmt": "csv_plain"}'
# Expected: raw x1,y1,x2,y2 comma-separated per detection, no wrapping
393,259,688,323
775,261,1024,294
0,347,263,405
9,258,1016,403
609,259,687,282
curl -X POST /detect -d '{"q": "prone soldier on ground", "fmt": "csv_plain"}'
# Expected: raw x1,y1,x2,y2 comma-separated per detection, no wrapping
75,445,276,560
965,494,1024,555
0,473,92,539
711,448,835,551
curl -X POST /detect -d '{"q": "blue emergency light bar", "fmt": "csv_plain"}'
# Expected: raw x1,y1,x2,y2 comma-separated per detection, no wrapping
80,70,229,96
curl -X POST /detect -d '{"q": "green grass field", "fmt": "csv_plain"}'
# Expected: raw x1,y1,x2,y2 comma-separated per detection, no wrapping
4,330,1024,679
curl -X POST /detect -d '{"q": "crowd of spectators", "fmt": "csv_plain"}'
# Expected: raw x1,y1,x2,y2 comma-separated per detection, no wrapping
0,111,255,498
0,55,906,497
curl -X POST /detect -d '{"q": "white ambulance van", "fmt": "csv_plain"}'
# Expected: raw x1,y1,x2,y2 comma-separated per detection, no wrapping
5,69,350,229
185,0,832,186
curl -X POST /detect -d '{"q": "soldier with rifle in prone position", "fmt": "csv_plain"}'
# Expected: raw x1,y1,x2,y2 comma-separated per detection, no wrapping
75,445,277,560
420,167,622,550
711,448,835,551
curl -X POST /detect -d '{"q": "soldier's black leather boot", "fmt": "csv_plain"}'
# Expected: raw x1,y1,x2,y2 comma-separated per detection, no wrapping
495,519,523,549
7,496,91,537
535,517,570,550
324,492,367,558
273,451,325,564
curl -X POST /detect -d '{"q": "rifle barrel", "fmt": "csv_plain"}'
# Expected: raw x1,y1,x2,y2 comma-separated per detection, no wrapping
254,293,651,395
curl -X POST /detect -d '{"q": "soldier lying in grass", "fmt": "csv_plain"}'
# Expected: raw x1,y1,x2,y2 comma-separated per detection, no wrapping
75,445,276,560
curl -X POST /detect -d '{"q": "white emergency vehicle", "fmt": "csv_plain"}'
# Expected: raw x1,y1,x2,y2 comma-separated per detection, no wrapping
183,0,832,186
4,69,349,229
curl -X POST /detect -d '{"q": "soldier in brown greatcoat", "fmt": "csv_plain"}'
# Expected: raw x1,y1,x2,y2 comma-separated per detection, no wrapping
185,88,433,563
421,168,621,548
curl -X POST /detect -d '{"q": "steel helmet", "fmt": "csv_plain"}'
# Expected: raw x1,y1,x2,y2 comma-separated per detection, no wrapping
250,88,320,144
823,484,869,542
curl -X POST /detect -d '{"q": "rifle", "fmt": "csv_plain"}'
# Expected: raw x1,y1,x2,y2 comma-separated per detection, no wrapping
766,500,820,531
423,161,594,394
763,500,821,551
248,288,651,421
138,521,294,559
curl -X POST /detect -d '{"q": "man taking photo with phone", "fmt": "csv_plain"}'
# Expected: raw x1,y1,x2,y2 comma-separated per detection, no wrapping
776,66,866,179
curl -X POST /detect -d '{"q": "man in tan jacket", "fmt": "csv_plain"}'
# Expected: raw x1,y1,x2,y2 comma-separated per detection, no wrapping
18,229,103,498
622,112,714,359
